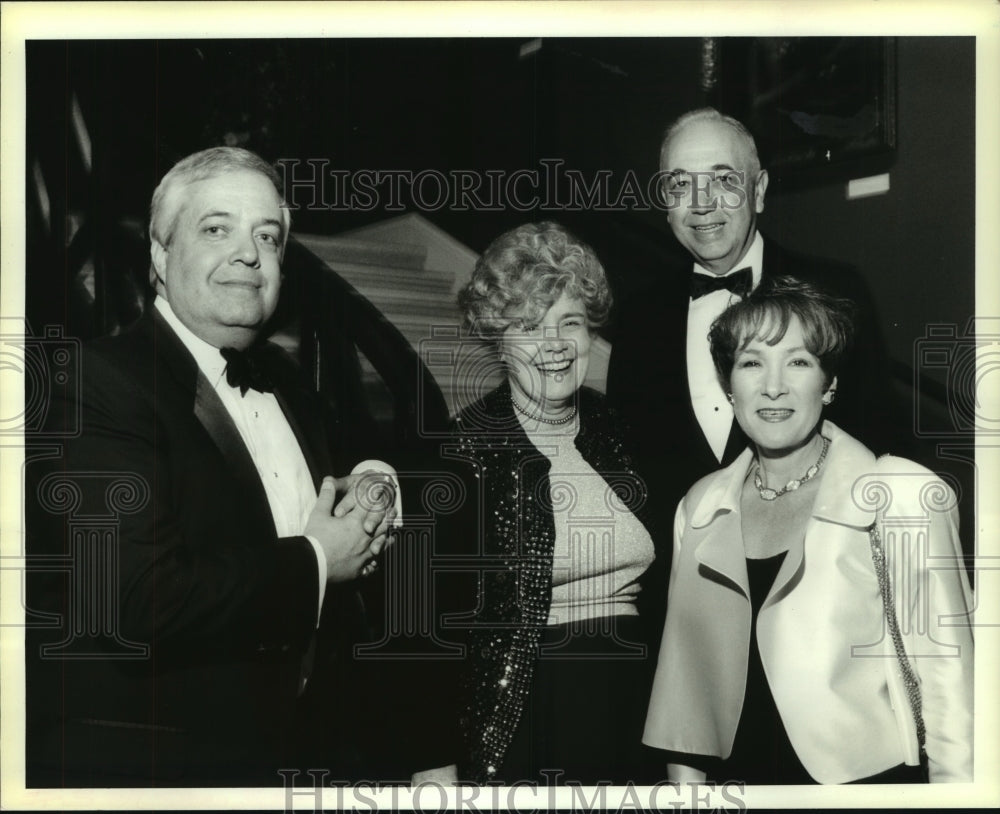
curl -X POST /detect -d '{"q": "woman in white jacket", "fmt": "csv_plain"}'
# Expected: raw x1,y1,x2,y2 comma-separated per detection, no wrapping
642,276,973,784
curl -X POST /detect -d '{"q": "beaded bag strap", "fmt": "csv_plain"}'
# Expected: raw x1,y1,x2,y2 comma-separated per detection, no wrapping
868,520,927,754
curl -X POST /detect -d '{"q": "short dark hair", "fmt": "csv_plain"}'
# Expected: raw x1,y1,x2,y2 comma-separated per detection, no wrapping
458,221,611,339
709,275,857,391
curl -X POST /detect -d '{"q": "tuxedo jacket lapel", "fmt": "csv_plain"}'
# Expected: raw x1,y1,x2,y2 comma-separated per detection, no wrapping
689,450,753,600
149,310,286,537
670,280,744,469
192,371,277,537
666,282,707,447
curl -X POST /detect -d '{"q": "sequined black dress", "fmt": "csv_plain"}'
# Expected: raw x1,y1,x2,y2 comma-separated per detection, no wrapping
451,382,663,784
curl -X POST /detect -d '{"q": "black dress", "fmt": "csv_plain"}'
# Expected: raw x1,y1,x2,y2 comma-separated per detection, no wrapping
721,553,813,784
499,616,660,786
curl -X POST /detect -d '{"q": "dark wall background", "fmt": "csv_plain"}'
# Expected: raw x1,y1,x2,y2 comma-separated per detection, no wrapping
760,37,976,371
26,36,975,375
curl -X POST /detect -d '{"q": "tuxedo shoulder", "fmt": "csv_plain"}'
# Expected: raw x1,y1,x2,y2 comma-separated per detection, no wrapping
259,337,303,371
84,320,156,378
763,240,865,287
610,276,690,339
768,240,852,267
618,275,689,306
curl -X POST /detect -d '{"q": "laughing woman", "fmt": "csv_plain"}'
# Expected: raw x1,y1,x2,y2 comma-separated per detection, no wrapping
642,277,974,784
448,222,660,785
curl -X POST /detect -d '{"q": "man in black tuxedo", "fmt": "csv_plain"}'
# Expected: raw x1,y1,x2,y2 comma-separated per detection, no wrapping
608,108,906,609
26,147,400,787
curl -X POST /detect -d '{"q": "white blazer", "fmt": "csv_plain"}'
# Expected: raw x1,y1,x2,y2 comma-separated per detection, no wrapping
643,422,974,783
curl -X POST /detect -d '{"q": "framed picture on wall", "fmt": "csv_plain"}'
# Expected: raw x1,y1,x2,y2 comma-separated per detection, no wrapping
708,37,897,183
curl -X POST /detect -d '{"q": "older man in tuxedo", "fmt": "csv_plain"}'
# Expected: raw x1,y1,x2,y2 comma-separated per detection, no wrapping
26,147,399,787
608,108,907,624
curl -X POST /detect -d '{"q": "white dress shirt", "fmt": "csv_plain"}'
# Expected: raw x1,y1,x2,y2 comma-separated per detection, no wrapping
686,232,764,462
155,297,331,619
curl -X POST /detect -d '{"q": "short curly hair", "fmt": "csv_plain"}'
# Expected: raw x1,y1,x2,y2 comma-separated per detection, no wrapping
458,221,611,338
709,275,857,392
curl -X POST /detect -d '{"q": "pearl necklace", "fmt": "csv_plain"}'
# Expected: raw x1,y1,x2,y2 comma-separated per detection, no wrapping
754,436,830,501
510,396,577,425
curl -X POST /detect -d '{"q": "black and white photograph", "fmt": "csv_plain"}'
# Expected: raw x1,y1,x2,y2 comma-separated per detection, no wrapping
1,2,998,811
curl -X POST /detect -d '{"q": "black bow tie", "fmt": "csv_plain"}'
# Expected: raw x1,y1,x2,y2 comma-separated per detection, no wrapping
220,346,274,397
690,267,752,300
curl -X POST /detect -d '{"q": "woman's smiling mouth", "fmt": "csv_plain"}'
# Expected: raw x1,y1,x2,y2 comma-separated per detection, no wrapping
536,360,573,376
757,408,793,422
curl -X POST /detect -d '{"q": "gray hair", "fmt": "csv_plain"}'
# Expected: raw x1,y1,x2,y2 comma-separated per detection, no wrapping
660,107,762,177
149,146,291,251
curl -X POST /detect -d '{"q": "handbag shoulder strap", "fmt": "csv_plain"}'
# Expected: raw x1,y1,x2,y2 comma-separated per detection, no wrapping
868,520,926,752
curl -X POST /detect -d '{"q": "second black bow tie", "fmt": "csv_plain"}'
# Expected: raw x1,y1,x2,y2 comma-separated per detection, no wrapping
690,267,752,300
220,346,275,396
